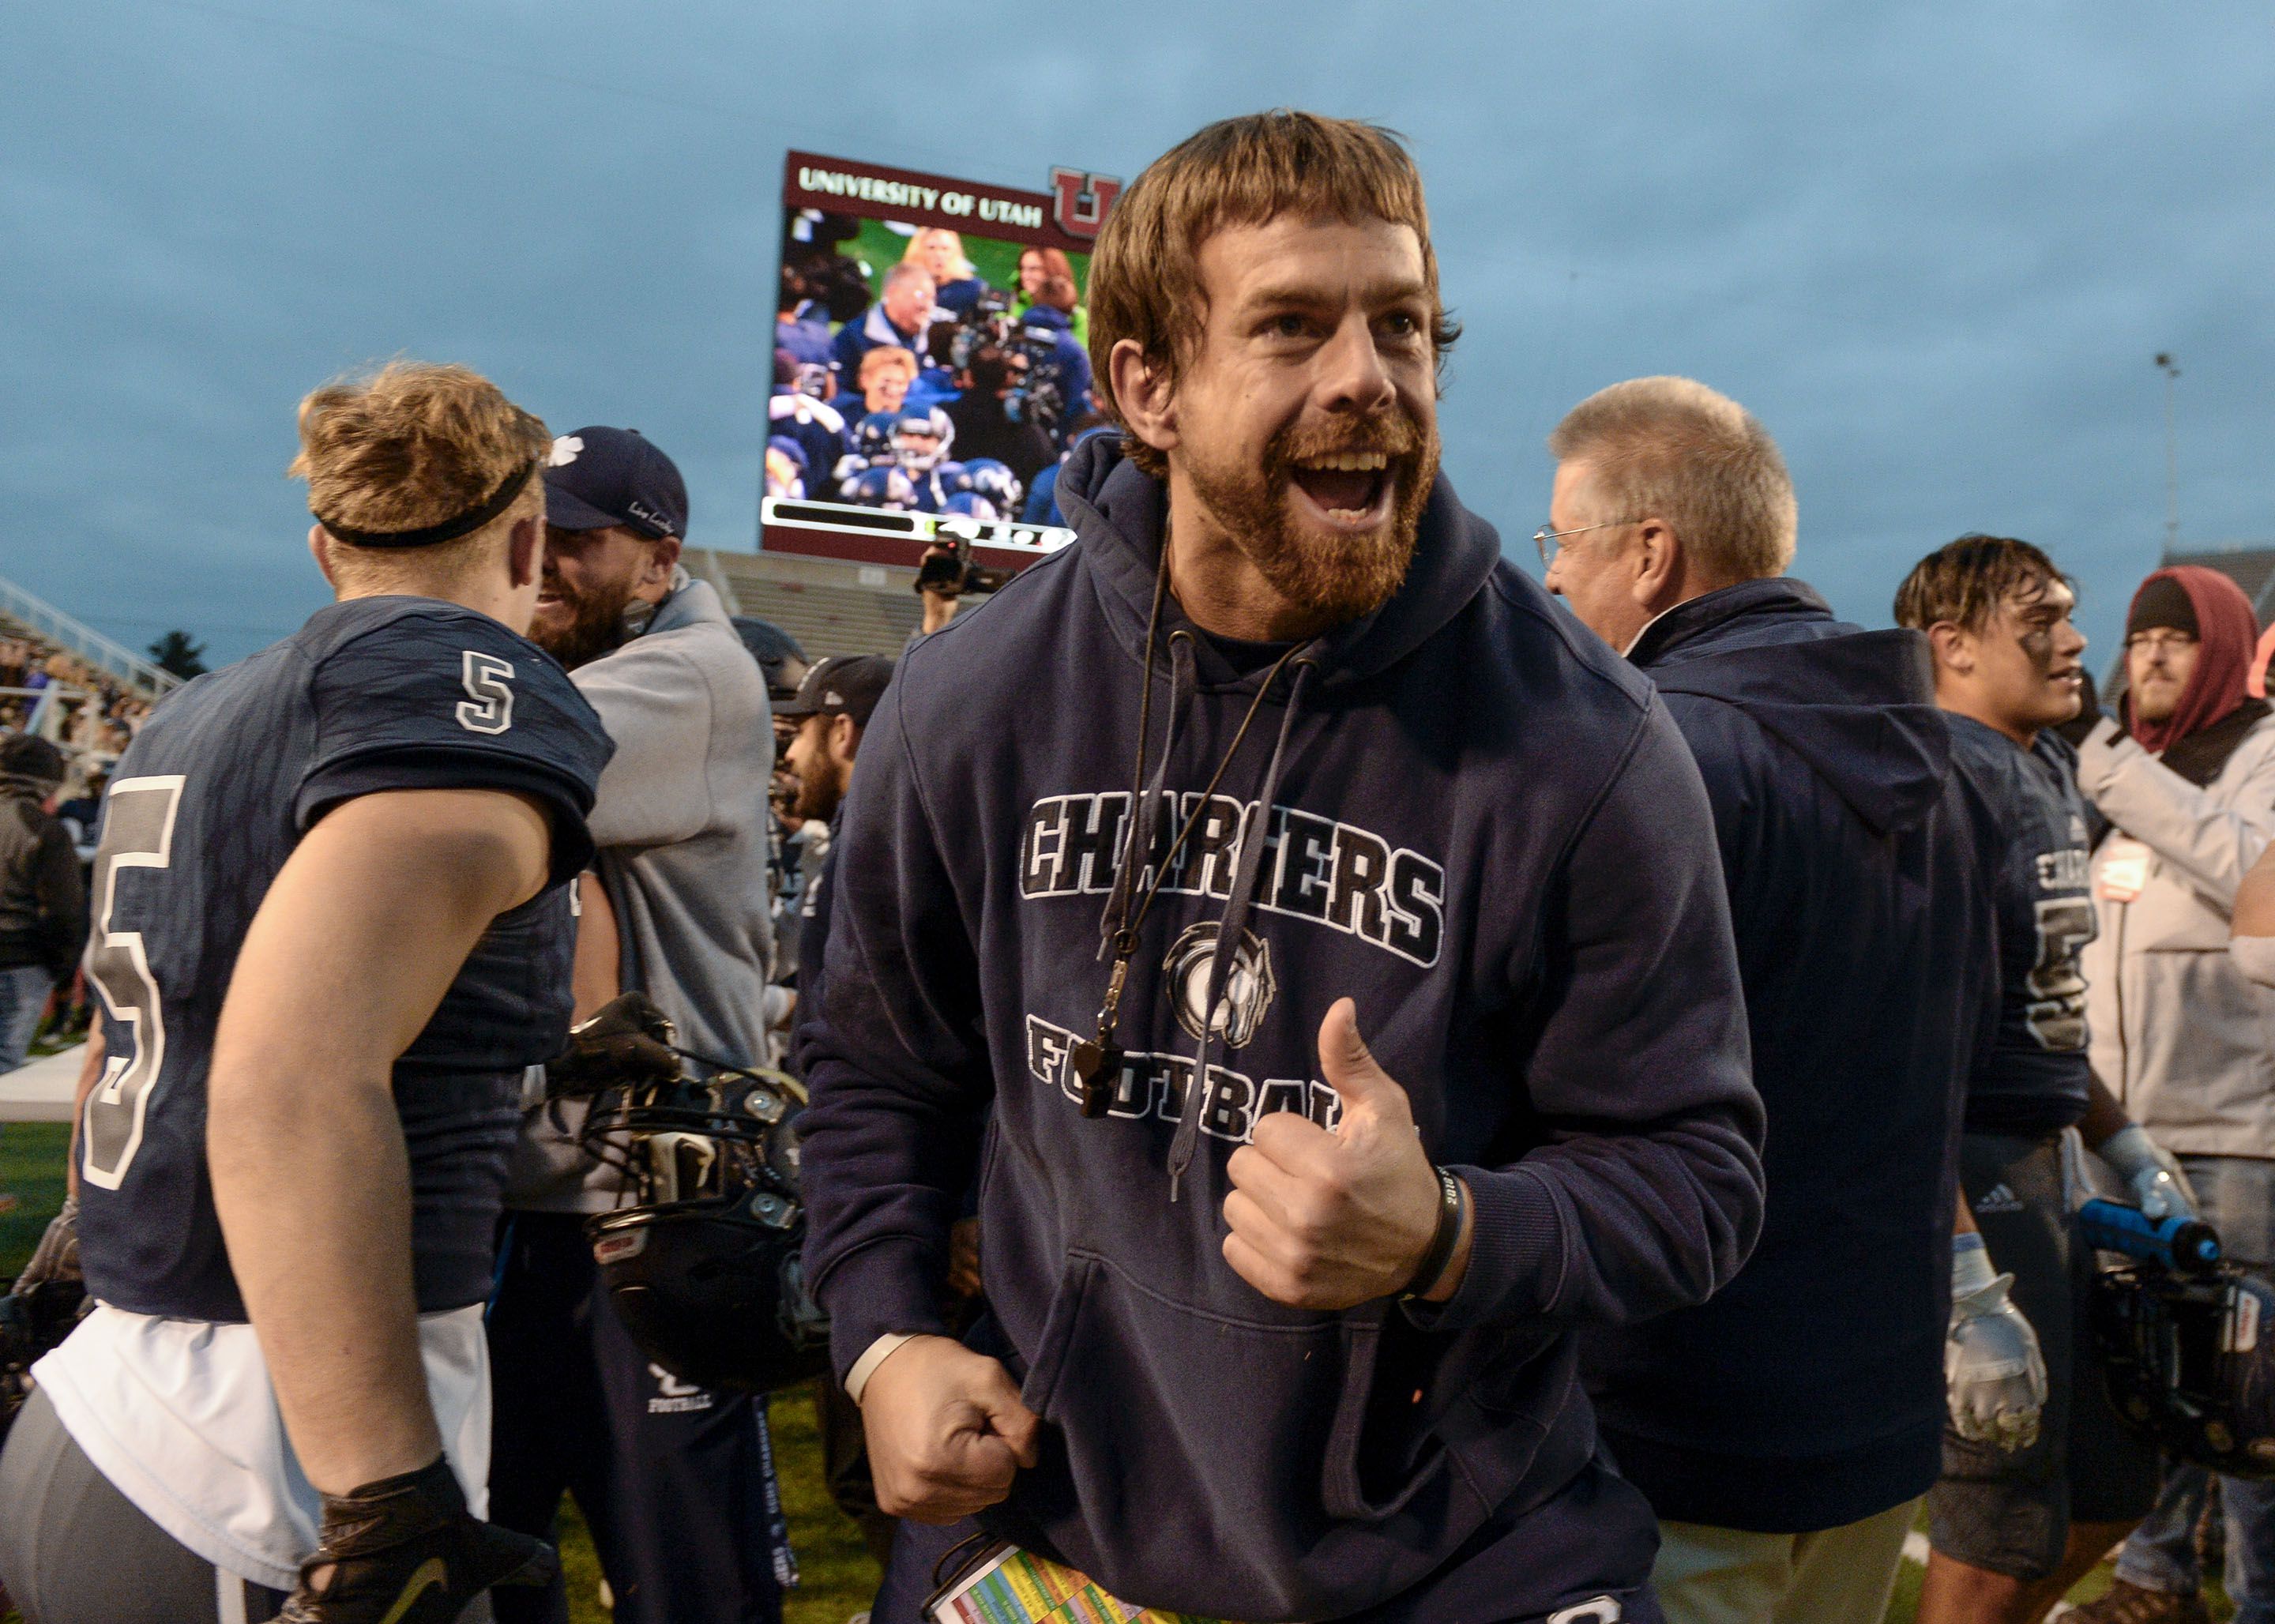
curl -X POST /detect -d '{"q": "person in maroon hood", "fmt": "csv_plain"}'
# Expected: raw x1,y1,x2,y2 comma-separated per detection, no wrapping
2070,566,2275,1624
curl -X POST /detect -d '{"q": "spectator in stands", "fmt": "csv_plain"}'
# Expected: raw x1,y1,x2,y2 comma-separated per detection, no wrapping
1023,412,1115,526
769,382,849,493
902,227,985,315
0,733,85,1077
1019,275,1095,443
1014,245,1089,348
776,264,835,366
941,344,1056,492
55,769,103,859
856,345,919,417
832,261,936,387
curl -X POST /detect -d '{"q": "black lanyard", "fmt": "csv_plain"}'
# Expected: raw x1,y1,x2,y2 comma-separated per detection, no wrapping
1072,546,1307,1116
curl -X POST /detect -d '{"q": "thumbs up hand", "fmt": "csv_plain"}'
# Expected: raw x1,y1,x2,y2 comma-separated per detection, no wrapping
1222,998,1461,1310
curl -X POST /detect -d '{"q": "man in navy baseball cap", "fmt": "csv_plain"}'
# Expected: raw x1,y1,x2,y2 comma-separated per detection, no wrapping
499,423,798,1623
533,427,690,668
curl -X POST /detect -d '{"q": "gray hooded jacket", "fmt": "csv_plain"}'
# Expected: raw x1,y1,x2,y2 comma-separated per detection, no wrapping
2082,711,2275,1159
506,569,774,1210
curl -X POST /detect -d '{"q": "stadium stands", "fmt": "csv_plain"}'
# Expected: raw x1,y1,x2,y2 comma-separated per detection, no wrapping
684,547,924,660
1,568,177,778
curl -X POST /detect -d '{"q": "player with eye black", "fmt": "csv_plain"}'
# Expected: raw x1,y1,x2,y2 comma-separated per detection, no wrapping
1896,536,2193,1624
0,363,613,1623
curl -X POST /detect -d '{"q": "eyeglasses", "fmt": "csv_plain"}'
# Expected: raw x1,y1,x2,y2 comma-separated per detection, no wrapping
2124,630,2201,656
1533,518,1636,570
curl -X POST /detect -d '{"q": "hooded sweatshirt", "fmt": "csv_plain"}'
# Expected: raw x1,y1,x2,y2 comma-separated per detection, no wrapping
800,437,1765,1621
2082,566,2275,1159
1580,579,1993,1532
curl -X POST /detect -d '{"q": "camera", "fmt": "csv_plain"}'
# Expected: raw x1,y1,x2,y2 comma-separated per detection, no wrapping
1005,321,1070,438
916,529,1009,600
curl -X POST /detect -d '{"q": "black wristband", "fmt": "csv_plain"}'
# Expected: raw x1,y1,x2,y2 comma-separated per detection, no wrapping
1401,1167,1468,1302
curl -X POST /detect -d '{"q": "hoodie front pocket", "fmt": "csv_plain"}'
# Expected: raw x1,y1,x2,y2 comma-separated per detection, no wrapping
1008,1250,1465,1622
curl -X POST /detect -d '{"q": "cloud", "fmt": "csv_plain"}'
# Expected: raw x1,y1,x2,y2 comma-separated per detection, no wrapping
4,0,2269,664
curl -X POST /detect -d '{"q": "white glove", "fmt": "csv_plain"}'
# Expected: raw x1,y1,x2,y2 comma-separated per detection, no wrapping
2099,1124,2198,1222
13,1194,80,1291
1948,1234,2046,1453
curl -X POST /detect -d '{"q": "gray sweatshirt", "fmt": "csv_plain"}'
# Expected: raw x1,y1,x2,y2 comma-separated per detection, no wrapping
506,570,775,1212
2082,712,2275,1159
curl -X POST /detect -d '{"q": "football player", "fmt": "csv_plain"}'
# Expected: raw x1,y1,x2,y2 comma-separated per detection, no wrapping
0,363,612,1622
1897,536,2194,1624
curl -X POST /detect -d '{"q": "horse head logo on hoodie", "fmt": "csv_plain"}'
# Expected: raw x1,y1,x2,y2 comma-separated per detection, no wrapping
1165,921,1276,1050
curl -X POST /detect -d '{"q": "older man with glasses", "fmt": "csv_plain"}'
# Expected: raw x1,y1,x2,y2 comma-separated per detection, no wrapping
1546,377,2002,1624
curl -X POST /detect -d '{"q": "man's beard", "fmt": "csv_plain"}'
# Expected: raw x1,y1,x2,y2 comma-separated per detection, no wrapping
789,757,844,823
1183,404,1438,628
532,573,639,670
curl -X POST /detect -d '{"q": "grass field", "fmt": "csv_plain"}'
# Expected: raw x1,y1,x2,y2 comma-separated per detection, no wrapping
0,1116,2231,1623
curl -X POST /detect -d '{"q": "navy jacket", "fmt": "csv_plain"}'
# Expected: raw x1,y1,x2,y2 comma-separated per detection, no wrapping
1582,580,1995,1532
799,438,1765,1621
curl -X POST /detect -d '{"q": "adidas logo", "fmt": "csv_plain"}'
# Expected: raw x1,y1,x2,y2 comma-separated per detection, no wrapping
1974,1183,2026,1215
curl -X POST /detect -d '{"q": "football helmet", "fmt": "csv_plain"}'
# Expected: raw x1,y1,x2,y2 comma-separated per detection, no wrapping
889,408,955,474
2,1276,87,1445
848,411,900,468
961,457,1022,513
551,994,829,1395
939,491,999,524
2094,1257,2275,1476
844,466,917,511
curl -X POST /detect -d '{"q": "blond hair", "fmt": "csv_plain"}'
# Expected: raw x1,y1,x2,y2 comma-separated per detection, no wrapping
1547,377,1797,584
901,227,973,280
1087,110,1457,477
290,361,549,590
857,345,919,389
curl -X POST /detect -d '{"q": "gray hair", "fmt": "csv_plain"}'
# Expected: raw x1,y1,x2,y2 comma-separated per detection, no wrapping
1548,376,1798,583
880,261,935,295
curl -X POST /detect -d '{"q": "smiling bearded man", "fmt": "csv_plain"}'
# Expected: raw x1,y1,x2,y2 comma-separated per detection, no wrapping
798,111,1766,1624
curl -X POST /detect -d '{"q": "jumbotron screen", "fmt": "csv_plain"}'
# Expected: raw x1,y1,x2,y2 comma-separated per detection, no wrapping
765,151,1120,578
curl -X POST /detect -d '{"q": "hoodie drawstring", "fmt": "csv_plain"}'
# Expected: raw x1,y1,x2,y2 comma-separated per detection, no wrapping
1167,656,1315,1200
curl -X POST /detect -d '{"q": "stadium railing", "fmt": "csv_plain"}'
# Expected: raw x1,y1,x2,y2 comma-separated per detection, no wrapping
0,571,181,700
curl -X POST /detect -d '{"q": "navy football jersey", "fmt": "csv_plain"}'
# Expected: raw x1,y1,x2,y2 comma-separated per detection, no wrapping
1947,713,2096,1136
76,596,612,1322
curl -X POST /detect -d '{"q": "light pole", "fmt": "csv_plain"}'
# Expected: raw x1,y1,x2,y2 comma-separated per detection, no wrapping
2155,352,2181,553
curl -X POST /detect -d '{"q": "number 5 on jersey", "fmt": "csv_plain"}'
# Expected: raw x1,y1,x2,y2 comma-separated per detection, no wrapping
82,776,186,1190
457,650,516,735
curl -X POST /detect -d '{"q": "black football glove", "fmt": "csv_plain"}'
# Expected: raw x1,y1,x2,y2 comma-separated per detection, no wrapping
278,1457,555,1623
544,991,681,1097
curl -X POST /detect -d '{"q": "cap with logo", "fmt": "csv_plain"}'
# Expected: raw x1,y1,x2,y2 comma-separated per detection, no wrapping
773,654,893,727
543,427,689,539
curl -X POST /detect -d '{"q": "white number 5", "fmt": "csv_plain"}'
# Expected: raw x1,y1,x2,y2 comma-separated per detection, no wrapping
457,651,516,735
83,776,186,1189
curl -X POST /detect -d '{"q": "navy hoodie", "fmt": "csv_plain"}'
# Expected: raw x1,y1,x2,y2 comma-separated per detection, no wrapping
1582,580,1996,1533
800,438,1765,1622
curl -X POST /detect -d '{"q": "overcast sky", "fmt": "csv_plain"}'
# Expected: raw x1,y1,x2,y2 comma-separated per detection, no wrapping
4,2,2269,666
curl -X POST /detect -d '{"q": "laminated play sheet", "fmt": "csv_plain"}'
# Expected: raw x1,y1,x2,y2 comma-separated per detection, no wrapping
928,1543,1233,1624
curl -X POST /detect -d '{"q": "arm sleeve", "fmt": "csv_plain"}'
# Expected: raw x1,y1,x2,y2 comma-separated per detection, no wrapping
296,616,611,885
2078,717,2275,911
795,684,994,1381
569,640,717,851
1410,697,1765,1334
33,820,87,982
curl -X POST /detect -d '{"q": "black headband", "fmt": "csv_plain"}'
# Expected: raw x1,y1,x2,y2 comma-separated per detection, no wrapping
313,457,538,549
